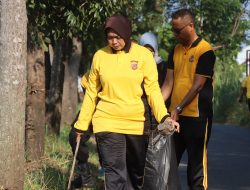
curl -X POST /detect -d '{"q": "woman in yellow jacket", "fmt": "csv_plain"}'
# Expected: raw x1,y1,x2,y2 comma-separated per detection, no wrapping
74,15,179,190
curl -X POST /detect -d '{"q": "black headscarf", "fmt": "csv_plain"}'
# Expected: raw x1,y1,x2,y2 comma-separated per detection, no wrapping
105,15,132,52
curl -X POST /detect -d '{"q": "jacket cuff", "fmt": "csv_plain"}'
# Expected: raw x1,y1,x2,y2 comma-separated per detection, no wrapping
160,114,170,123
74,127,85,134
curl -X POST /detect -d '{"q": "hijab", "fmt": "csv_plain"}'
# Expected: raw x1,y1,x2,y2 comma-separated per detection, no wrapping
139,32,163,64
105,15,132,52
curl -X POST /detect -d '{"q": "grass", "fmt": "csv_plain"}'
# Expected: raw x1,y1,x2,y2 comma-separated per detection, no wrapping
24,126,103,190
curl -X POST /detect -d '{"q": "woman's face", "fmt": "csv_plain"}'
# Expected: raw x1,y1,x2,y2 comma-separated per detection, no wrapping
107,30,126,51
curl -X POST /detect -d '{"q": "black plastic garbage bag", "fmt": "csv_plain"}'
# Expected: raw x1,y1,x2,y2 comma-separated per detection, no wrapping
142,124,180,190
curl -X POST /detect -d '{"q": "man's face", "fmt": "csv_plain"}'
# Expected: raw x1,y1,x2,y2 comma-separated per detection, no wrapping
107,30,125,51
171,17,192,45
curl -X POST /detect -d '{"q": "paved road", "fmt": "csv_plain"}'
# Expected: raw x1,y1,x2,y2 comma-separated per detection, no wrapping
179,124,250,190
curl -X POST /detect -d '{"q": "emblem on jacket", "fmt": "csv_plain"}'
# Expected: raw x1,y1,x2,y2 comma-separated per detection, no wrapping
189,55,195,63
131,60,138,70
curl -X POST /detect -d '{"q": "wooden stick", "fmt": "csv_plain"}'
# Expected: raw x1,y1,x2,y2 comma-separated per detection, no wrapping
67,135,81,190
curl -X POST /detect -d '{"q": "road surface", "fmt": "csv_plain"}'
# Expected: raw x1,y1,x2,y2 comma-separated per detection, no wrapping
179,124,250,190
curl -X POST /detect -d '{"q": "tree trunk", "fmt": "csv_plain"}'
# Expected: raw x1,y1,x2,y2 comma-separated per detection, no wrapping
0,0,27,189
61,38,82,126
25,48,45,161
46,40,64,135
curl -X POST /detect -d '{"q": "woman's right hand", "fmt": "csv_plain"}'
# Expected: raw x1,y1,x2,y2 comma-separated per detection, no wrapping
163,117,180,133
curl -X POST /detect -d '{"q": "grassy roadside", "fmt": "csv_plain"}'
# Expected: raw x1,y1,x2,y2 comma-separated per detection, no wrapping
24,126,103,190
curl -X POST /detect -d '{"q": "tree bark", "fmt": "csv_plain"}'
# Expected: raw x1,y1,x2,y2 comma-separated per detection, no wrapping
46,40,64,135
0,0,27,189
25,48,45,161
61,38,82,126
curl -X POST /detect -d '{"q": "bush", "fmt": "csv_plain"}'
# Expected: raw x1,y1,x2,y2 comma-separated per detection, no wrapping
214,60,249,126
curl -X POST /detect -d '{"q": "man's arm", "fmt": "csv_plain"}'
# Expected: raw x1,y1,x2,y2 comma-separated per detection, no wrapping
161,69,174,101
171,74,207,121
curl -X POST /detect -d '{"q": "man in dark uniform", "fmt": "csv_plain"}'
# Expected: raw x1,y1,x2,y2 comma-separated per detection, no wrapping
161,9,216,190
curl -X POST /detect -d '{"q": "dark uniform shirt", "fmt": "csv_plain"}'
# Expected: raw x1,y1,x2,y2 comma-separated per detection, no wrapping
167,37,216,117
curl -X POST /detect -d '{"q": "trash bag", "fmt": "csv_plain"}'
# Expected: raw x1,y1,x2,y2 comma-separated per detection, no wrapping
142,123,180,190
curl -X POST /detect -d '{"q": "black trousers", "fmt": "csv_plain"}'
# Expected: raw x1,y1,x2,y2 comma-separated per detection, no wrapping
95,132,149,190
174,115,212,190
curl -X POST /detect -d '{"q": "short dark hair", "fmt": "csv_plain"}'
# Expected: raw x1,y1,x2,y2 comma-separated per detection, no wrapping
172,9,194,23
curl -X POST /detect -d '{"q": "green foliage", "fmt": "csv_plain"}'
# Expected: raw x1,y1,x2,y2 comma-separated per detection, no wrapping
136,0,166,32
214,60,242,122
213,60,250,126
27,0,145,50
133,0,176,58
165,0,250,49
156,23,176,55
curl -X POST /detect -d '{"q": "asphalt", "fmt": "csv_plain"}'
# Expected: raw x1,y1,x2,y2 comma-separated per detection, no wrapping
178,123,250,190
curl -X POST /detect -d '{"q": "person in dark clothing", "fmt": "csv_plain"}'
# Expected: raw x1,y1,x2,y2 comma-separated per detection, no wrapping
140,32,181,190
139,32,171,109
68,72,95,189
69,124,94,188
139,32,167,87
161,9,216,190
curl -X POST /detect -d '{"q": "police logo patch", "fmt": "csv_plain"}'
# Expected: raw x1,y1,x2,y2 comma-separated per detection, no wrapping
131,60,138,70
189,55,195,63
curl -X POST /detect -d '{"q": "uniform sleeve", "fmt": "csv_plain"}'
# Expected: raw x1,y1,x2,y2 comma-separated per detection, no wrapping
167,48,174,70
80,71,90,89
142,50,169,123
74,53,101,132
196,50,216,77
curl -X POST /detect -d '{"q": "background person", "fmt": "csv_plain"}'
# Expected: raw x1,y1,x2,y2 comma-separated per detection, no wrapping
74,15,179,190
161,9,216,190
140,31,180,190
68,72,95,189
238,75,250,112
139,32,167,87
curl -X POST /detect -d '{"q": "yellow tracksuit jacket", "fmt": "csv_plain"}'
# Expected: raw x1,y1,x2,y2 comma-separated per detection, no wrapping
75,43,168,135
